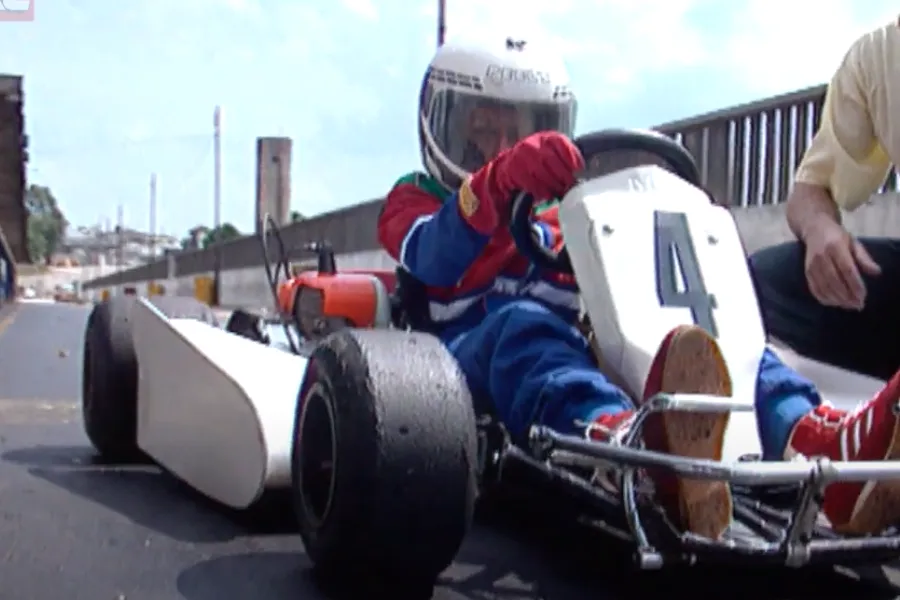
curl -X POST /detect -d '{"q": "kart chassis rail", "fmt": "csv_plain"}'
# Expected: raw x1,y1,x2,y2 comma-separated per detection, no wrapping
485,393,900,569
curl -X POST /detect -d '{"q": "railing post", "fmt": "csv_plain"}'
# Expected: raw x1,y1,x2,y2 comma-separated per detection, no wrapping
655,84,829,207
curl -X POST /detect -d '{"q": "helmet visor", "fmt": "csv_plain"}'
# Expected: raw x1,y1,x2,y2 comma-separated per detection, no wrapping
423,89,577,177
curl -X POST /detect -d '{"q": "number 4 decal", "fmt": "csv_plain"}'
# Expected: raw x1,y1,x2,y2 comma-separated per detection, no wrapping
653,210,718,337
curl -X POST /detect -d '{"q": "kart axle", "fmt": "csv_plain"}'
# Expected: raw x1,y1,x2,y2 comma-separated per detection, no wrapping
530,391,900,487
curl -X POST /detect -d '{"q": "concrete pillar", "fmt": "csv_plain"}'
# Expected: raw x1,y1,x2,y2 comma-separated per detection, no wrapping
255,137,292,234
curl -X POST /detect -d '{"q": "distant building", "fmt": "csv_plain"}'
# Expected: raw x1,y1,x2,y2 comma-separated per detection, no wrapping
0,74,28,264
57,224,180,267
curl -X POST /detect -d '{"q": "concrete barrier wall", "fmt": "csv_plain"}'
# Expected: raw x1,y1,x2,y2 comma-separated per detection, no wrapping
18,265,123,296
84,248,396,312
83,198,386,290
735,194,900,254
82,195,900,311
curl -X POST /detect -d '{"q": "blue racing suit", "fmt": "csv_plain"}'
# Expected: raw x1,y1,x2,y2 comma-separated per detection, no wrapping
377,172,821,459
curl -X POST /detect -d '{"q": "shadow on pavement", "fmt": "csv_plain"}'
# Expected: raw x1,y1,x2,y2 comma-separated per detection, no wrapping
176,553,315,600
6,443,900,600
2,444,295,543
174,520,605,600
177,496,900,600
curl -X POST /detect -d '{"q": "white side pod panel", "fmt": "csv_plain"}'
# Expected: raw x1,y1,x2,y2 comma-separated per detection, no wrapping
131,299,309,508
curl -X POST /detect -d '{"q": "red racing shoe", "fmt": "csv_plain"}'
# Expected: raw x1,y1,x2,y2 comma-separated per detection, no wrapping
586,410,636,493
589,325,734,540
785,370,900,535
588,411,635,443
640,325,733,540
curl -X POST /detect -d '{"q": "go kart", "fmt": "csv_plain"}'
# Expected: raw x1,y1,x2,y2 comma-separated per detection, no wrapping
80,129,900,595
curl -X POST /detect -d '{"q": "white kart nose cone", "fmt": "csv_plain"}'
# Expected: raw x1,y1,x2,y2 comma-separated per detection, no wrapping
130,298,308,508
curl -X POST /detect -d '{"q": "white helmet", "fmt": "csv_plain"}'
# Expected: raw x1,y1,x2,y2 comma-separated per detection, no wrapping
418,38,577,191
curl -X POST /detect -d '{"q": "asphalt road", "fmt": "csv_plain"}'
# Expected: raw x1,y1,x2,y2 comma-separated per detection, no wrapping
1,301,900,600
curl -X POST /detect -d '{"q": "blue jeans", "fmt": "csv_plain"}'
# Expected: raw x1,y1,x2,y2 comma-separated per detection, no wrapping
448,300,821,460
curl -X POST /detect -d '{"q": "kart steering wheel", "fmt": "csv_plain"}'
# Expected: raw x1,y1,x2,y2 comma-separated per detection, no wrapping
509,128,701,274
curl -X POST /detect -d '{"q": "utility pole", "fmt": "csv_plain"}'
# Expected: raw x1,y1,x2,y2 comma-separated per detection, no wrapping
213,106,222,236
116,204,124,267
149,172,157,259
212,105,222,304
437,0,446,46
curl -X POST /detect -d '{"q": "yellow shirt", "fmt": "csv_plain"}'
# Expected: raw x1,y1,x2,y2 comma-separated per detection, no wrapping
795,20,898,211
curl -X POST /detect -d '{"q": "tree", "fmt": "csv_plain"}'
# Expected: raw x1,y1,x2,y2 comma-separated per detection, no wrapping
25,184,68,264
181,225,209,250
290,210,304,222
202,223,241,248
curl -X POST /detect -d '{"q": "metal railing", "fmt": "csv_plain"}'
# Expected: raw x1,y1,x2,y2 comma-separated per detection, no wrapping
85,83,891,289
658,84,898,207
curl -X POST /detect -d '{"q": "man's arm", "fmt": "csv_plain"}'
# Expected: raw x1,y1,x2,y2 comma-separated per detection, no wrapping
786,183,842,242
787,24,892,239
378,179,491,287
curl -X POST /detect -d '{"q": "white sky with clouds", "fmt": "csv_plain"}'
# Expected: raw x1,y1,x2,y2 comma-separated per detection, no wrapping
0,0,896,237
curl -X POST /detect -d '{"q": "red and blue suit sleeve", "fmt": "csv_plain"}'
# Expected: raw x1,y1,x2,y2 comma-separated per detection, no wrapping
378,182,491,287
533,204,562,252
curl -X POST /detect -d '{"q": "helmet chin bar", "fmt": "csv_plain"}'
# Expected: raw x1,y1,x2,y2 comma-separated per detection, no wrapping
509,128,702,274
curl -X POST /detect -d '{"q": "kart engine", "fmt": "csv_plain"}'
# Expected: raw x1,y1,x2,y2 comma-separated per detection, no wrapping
294,286,351,341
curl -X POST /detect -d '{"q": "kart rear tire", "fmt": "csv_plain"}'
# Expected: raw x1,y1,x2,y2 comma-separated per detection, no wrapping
83,296,140,461
82,295,219,461
293,329,478,595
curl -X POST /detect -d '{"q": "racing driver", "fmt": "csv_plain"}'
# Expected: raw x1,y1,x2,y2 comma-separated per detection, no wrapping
377,37,900,541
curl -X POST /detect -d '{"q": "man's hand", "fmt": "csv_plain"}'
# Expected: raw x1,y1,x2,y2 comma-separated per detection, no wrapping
803,216,881,309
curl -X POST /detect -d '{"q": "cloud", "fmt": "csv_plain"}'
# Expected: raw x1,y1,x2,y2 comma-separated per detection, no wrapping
223,0,262,14
340,0,378,21
713,1,895,94
429,0,898,106
421,0,708,101
7,0,900,235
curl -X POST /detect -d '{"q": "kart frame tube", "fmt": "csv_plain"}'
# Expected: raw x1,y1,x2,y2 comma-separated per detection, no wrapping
494,393,900,569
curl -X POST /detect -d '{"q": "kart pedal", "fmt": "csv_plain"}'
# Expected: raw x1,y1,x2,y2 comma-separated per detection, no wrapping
641,325,734,541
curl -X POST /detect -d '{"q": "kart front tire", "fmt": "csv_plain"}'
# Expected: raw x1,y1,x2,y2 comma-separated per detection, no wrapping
82,295,220,461
292,329,478,595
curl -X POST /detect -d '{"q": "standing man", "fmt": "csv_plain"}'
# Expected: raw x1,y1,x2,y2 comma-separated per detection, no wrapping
751,19,900,381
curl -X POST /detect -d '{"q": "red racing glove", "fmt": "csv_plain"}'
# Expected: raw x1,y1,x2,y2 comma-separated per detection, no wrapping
459,132,584,235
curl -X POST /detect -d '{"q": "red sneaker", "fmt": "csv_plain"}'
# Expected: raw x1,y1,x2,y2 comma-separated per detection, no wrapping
587,410,635,491
587,410,635,444
639,325,734,540
785,369,900,535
